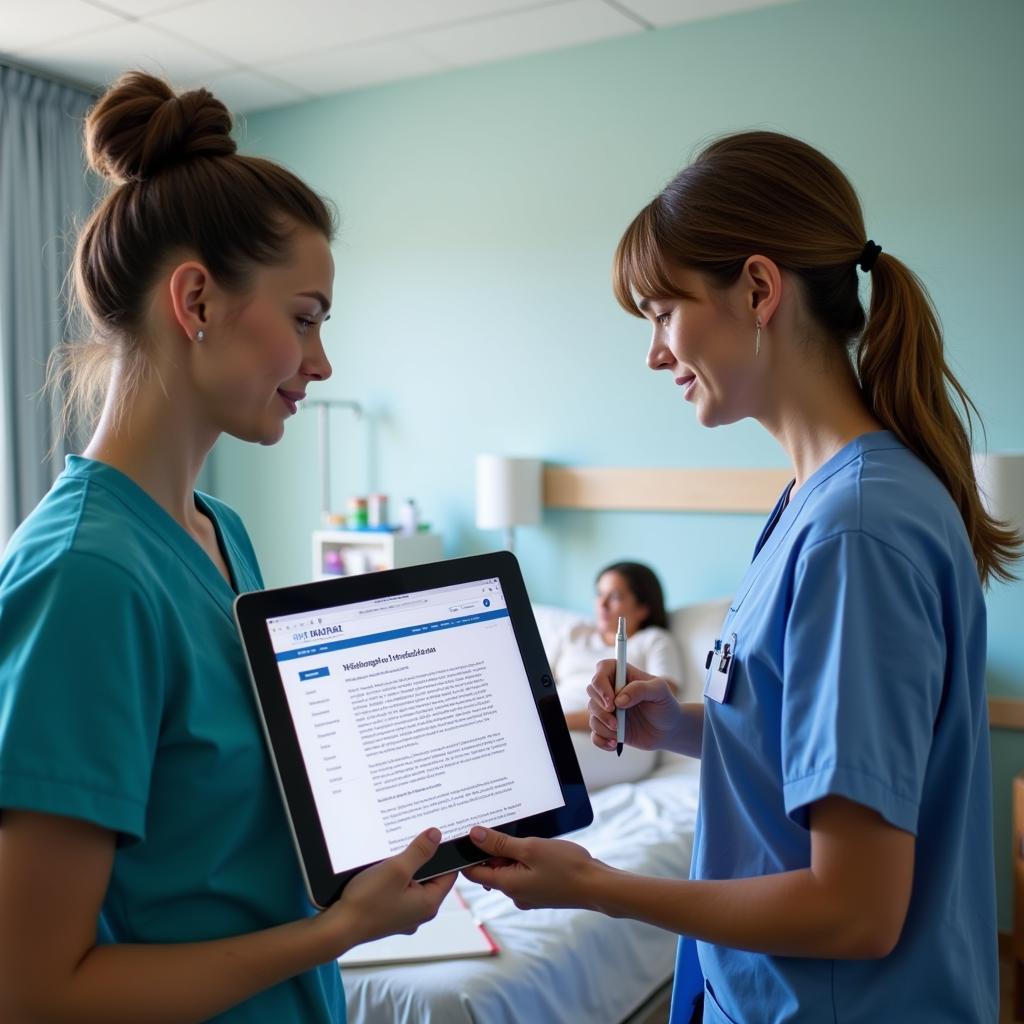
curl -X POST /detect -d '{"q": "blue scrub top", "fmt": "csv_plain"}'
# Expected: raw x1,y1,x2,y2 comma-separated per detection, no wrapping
0,456,344,1024
688,432,997,1023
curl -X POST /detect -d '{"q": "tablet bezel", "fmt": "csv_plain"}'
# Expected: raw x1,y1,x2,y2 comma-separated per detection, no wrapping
234,550,592,909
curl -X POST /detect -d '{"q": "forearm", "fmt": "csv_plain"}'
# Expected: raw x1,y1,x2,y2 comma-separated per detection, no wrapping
565,709,590,731
586,864,889,960
7,913,345,1024
665,702,704,759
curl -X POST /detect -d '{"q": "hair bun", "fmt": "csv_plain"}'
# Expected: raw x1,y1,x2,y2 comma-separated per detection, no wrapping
85,70,236,185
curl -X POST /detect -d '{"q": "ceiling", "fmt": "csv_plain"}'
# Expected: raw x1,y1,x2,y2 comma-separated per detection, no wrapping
2,0,792,113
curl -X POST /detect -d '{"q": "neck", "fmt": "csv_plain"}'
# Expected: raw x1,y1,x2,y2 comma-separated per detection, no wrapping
83,362,218,533
758,348,883,493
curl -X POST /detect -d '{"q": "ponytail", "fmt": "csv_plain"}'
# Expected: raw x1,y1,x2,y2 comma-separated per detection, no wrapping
858,254,1020,585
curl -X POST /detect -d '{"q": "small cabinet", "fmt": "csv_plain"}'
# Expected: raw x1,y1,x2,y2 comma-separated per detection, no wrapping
311,529,443,580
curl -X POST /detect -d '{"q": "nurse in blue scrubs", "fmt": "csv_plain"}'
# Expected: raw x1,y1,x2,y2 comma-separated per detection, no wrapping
0,72,453,1023
464,131,1020,1022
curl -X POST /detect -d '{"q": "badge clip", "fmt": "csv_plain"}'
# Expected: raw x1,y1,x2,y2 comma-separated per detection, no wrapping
704,631,737,704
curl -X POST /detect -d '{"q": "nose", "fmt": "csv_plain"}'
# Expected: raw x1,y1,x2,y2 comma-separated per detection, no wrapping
647,328,675,372
305,335,333,383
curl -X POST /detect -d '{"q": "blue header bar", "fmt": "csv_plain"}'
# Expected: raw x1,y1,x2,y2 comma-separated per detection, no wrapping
275,607,510,663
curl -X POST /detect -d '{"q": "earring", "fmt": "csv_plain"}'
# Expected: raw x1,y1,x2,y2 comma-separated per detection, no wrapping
755,318,761,357
196,329,205,342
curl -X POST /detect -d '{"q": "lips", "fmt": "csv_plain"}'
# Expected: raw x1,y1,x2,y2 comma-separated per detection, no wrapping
277,388,305,414
675,373,697,397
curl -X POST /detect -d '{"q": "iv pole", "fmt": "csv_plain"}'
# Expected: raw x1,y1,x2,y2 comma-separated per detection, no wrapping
304,399,363,522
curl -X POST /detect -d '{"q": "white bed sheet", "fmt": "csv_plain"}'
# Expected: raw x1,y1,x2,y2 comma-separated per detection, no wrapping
341,757,700,1024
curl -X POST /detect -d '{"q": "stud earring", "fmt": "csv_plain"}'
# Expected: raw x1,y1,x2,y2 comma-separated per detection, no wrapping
755,318,762,357
196,329,205,342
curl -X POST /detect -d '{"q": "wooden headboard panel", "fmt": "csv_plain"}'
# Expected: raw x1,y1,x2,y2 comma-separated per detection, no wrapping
990,700,1024,731
541,464,1023,730
543,466,791,514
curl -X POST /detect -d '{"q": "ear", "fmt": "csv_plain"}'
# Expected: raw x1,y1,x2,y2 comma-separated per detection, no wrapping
742,255,783,327
167,261,212,342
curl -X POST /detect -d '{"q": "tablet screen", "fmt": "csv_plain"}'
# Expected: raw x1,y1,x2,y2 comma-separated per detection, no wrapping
265,576,566,875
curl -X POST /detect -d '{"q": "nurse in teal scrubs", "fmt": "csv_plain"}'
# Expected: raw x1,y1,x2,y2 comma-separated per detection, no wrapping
0,72,453,1023
464,131,1020,1022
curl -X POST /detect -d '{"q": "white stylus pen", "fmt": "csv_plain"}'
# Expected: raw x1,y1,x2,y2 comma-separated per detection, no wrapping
615,616,627,757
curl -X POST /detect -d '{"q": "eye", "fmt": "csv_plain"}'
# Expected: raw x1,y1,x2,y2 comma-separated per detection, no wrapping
655,311,672,327
296,317,316,333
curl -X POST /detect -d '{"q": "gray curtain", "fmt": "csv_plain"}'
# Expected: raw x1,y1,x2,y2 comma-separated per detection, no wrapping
0,63,96,537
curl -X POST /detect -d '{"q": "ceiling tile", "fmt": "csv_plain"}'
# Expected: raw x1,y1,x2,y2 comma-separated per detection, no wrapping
0,0,122,53
314,0,556,41
413,0,641,68
24,20,236,89
266,36,447,96
147,0,548,67
203,67,311,114
88,0,207,17
608,0,794,28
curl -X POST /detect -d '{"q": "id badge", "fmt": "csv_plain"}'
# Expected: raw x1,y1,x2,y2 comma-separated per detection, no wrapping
704,632,737,704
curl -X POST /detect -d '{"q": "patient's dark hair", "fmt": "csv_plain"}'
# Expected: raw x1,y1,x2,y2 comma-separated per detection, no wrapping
596,562,669,631
53,69,337,435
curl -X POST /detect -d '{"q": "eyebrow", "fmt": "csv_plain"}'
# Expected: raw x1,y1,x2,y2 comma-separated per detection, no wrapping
298,290,332,315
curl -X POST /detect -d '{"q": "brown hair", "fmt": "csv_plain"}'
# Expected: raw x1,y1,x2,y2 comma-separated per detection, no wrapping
53,70,336,435
613,130,1020,586
596,561,669,631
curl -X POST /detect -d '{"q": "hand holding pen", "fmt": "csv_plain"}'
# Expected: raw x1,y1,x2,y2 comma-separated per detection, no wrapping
614,616,627,757
587,660,686,754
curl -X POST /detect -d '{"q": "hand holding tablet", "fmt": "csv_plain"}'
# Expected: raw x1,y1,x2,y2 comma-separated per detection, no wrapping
235,552,592,908
318,827,456,953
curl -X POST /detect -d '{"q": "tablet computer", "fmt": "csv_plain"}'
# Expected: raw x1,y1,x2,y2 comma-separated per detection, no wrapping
234,551,592,909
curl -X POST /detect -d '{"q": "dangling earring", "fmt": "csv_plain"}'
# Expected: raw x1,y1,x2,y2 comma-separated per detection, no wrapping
754,318,762,357
196,329,205,342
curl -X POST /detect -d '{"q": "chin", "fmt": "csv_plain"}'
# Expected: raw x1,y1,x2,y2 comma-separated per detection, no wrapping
228,419,286,446
695,403,740,429
259,425,286,446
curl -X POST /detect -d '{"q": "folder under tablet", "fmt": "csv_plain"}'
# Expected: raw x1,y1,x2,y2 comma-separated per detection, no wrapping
234,551,592,909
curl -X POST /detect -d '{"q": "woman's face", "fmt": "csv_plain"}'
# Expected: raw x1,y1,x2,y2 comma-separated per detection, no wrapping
595,572,648,639
197,225,335,446
640,267,761,428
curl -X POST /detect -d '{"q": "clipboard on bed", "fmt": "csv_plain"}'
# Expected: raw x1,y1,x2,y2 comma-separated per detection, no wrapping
338,888,498,967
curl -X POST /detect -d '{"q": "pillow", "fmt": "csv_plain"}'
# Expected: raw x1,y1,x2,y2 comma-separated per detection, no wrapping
667,597,732,704
531,603,587,654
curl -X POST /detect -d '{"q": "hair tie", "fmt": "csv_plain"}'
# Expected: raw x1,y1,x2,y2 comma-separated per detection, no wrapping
858,239,882,272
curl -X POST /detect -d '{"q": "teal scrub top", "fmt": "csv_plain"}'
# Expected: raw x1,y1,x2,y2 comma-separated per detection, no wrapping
684,432,997,1023
0,456,345,1024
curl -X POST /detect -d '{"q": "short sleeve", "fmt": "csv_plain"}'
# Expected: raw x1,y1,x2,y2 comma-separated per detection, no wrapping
781,531,944,835
636,628,685,690
0,551,165,841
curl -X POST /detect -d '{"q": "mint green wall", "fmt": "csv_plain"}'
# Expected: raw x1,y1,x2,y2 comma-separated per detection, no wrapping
214,0,1024,928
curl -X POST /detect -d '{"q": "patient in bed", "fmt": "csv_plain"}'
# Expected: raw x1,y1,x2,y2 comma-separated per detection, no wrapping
545,561,683,789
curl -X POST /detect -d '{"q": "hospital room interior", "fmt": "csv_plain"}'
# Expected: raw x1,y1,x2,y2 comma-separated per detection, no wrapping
1,0,1022,1021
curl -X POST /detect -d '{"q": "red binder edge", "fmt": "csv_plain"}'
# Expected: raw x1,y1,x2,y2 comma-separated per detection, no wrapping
454,888,500,956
